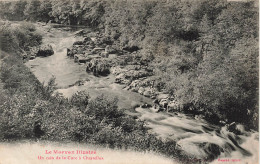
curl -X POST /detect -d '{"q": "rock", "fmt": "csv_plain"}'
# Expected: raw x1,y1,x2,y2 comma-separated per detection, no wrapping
75,30,91,37
200,142,223,160
73,45,85,54
125,65,141,71
83,37,92,43
85,58,110,76
195,115,205,120
48,20,56,24
159,99,168,108
129,80,141,88
29,46,39,56
74,54,90,64
157,93,169,101
130,69,152,80
37,44,54,57
110,66,127,75
67,48,72,56
140,104,152,108
227,122,246,135
100,51,109,58
122,45,140,52
91,47,105,54
112,65,152,85
105,45,118,54
68,45,86,57
22,53,27,60
74,80,84,86
167,100,182,112
29,55,36,60
143,90,151,97
115,73,130,84
83,50,92,56
131,102,140,109
236,124,245,134
73,41,84,45
138,87,145,94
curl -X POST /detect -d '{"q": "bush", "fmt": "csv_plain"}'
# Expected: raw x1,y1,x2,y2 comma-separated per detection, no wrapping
70,91,89,110
13,22,42,50
86,95,123,120
0,25,19,52
0,22,42,53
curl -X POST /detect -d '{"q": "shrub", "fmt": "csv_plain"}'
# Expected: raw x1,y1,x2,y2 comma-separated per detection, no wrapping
70,90,89,110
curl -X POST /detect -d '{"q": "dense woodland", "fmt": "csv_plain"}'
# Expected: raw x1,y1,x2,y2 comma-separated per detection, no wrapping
0,1,258,160
0,0,258,162
0,0,258,129
0,22,197,162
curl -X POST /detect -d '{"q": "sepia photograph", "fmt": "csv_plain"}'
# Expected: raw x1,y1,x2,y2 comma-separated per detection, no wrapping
0,0,258,163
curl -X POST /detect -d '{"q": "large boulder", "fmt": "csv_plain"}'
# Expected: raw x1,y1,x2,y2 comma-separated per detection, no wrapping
68,45,86,57
157,93,170,101
115,73,131,84
74,54,90,64
128,80,142,92
167,100,182,112
36,44,54,57
91,47,105,54
159,99,168,108
105,45,118,54
143,88,156,98
86,58,110,76
227,122,246,135
143,90,151,97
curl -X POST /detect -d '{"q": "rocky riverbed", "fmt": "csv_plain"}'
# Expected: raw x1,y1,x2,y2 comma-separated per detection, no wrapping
25,22,259,163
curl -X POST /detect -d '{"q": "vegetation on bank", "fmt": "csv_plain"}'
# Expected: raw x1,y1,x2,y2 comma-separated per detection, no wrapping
0,23,199,163
1,0,256,129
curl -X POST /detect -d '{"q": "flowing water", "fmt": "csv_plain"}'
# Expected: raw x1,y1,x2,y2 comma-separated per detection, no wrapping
25,23,259,163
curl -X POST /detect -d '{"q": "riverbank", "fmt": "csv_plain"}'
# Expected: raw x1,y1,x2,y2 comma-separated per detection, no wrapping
0,0,258,162
1,22,198,164
23,22,259,163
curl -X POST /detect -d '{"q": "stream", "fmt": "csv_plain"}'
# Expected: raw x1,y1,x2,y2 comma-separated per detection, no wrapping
25,23,258,164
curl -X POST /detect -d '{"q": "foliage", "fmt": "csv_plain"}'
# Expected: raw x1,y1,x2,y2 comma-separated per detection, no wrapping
0,25,193,161
0,52,192,161
0,0,258,138
0,25,18,52
69,90,89,110
0,22,42,52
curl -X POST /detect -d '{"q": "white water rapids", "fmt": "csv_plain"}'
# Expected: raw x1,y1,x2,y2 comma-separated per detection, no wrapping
24,23,258,164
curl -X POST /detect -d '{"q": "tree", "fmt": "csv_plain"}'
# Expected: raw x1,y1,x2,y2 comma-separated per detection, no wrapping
9,0,27,21
39,0,53,23
24,0,41,21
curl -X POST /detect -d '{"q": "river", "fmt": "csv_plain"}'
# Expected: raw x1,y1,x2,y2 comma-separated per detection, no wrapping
25,23,258,164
